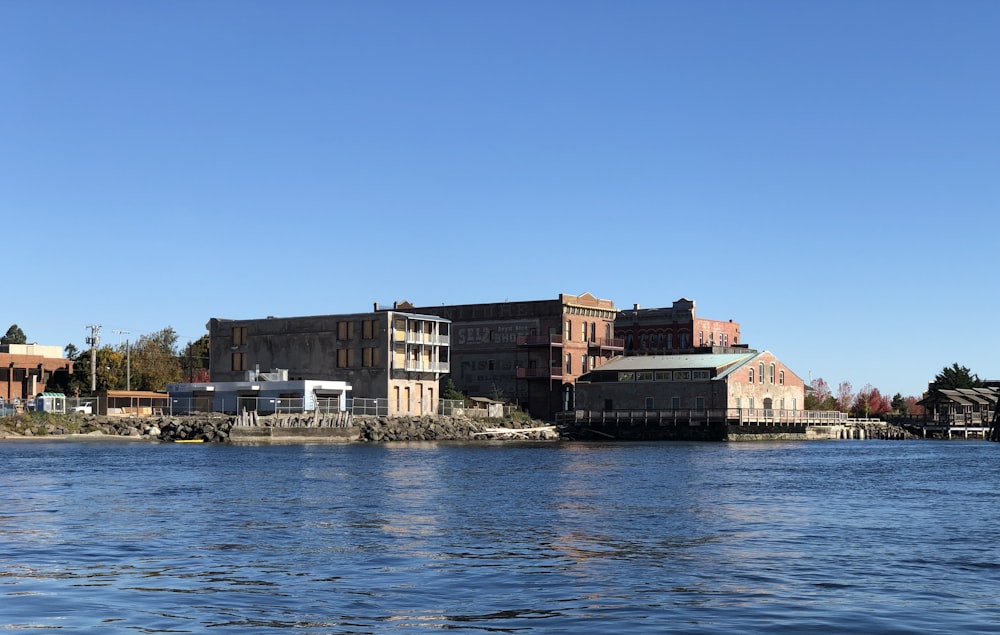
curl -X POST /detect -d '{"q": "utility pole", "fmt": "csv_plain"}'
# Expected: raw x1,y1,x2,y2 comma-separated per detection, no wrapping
113,330,131,391
84,324,101,393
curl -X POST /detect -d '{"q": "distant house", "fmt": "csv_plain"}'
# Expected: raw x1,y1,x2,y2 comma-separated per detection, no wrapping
918,387,998,427
574,350,806,415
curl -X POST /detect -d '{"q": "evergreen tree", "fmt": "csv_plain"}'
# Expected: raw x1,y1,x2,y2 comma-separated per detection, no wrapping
927,363,981,397
1,324,27,345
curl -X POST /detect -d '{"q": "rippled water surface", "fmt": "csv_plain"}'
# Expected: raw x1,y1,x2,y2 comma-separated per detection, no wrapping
2,439,999,633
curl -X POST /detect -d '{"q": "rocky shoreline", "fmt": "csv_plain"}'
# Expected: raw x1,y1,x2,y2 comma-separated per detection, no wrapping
0,413,558,443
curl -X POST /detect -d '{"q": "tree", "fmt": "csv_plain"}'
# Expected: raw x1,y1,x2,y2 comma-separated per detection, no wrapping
891,393,906,414
835,381,854,412
926,363,981,397
850,384,892,418
1,324,27,345
440,378,466,403
130,327,184,391
181,334,210,382
805,377,837,410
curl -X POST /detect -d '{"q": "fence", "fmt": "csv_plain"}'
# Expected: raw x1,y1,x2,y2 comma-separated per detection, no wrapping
166,396,390,417
557,408,850,427
0,396,102,417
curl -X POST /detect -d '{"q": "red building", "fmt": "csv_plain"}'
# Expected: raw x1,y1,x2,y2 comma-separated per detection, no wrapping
404,292,623,419
1,344,73,403
615,298,742,355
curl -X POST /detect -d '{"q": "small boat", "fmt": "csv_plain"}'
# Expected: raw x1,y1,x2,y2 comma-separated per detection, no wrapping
172,439,205,444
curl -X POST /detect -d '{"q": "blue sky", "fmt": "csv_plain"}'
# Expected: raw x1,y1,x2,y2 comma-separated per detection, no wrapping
3,1,998,398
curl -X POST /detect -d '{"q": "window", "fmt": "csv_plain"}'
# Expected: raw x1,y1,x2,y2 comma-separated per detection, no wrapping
582,323,587,342
362,347,377,367
604,399,614,410
696,397,705,411
337,349,355,368
232,326,247,346
232,352,247,371
637,371,654,381
693,370,710,380
618,372,635,381
769,363,775,383
666,332,673,349
674,370,691,381
671,397,680,410
759,362,764,384
565,320,571,341
779,370,785,385
565,353,572,374
337,321,354,340
655,371,672,381
581,355,588,374
645,397,654,410
699,331,704,345
748,367,754,383
363,319,376,340
591,323,597,342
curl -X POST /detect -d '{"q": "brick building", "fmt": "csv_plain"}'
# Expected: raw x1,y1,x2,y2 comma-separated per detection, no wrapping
574,350,806,414
208,310,450,416
1,344,73,403
404,292,622,419
615,298,742,355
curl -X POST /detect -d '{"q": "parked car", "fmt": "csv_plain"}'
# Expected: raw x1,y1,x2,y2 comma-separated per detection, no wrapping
73,401,93,415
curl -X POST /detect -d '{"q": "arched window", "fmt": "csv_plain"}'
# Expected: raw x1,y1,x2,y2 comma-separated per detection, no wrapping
749,367,754,383
759,362,764,384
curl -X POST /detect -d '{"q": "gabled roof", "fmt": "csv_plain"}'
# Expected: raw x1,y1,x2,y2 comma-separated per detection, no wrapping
588,352,759,375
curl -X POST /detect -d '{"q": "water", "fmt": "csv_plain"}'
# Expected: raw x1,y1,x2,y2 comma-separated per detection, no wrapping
1,439,998,634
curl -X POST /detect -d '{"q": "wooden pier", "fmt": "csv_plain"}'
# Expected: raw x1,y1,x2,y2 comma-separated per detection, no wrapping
555,409,899,441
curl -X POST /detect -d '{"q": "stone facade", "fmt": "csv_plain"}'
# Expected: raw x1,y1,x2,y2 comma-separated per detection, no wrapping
208,310,450,416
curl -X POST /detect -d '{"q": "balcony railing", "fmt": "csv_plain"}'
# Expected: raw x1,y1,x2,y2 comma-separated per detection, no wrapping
587,337,625,351
516,334,563,347
401,361,451,374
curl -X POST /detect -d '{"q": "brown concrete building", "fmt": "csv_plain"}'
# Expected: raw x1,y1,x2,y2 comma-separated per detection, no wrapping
404,292,623,419
1,344,73,404
574,350,806,415
616,298,742,355
208,310,450,416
